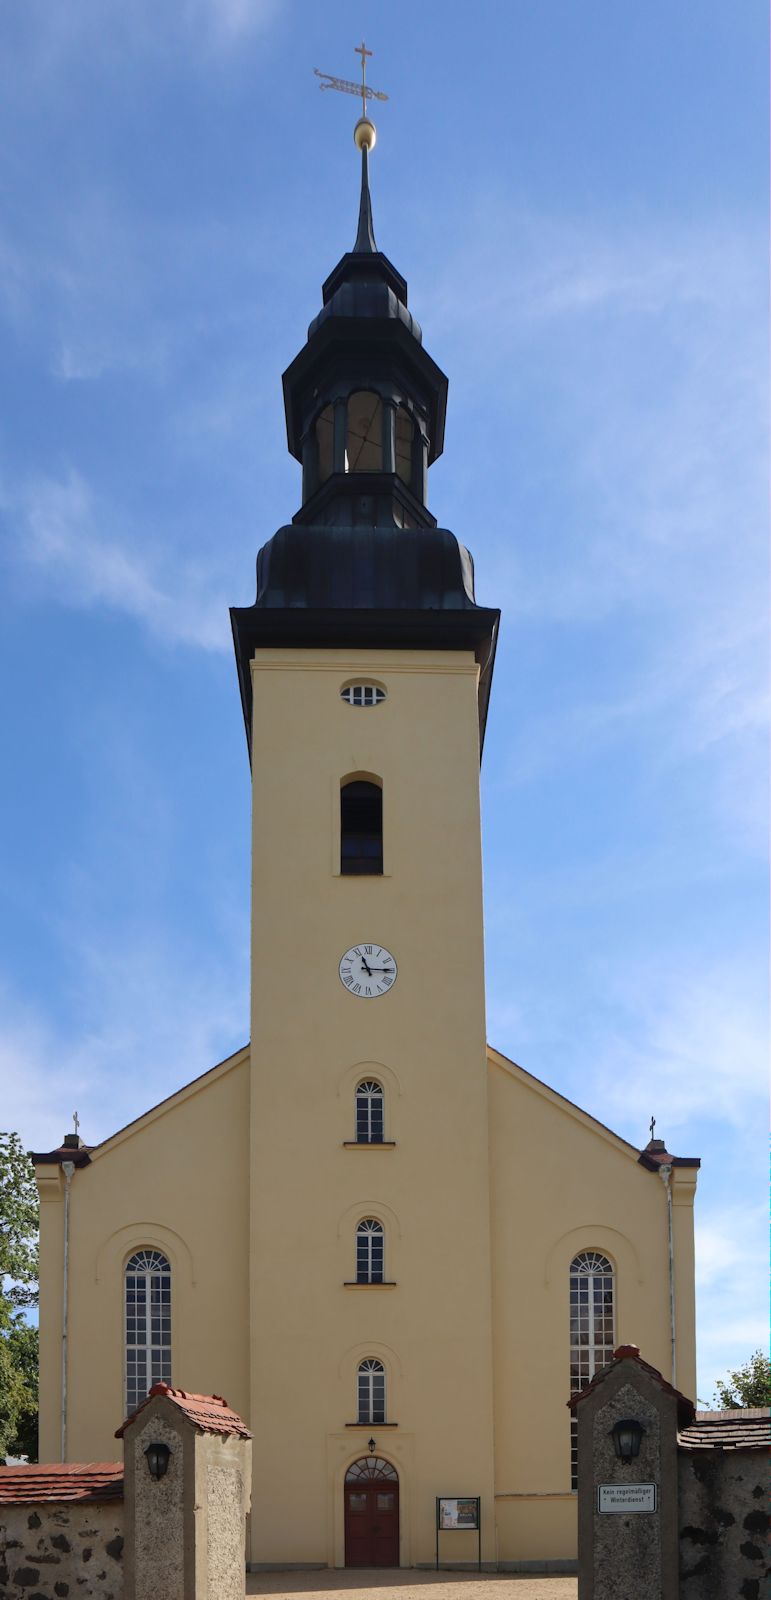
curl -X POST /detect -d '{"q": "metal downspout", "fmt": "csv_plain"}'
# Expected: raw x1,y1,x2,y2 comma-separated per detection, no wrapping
659,1163,676,1387
60,1161,75,1461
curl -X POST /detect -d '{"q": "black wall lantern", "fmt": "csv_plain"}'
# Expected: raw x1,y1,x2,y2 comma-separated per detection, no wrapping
611,1418,645,1464
367,1438,376,1455
144,1440,171,1480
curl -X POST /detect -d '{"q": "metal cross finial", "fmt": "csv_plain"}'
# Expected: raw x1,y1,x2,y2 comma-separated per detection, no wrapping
314,40,388,121
649,1116,656,1141
354,41,372,118
73,1111,80,1138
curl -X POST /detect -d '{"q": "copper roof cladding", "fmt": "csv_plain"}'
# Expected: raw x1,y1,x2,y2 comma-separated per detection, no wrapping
678,1409,771,1451
0,1463,123,1505
115,1382,252,1440
567,1344,697,1429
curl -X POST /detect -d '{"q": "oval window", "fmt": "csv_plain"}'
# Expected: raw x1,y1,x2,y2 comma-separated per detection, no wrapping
341,684,386,707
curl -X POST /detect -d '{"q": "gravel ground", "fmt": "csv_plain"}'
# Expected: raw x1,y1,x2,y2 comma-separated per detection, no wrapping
246,1572,577,1600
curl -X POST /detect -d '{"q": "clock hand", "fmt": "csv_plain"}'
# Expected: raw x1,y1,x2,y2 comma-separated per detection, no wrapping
360,957,373,976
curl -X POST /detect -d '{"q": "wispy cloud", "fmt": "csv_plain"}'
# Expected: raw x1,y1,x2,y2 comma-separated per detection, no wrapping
588,962,767,1136
426,204,767,854
195,0,282,42
429,202,765,611
695,1202,768,1398
4,470,231,652
0,0,282,76
0,923,248,1153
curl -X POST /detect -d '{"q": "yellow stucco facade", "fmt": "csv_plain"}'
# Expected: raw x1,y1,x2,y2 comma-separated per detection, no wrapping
34,643,698,1570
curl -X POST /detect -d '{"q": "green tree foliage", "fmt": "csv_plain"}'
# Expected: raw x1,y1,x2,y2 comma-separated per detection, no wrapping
0,1131,39,1460
713,1349,771,1410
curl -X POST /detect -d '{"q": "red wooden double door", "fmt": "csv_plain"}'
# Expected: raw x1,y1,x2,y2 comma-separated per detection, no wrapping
344,1471,399,1567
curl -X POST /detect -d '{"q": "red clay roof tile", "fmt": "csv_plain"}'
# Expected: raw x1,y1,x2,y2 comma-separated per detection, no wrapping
679,1409,771,1451
567,1344,696,1428
0,1463,123,1505
115,1382,252,1440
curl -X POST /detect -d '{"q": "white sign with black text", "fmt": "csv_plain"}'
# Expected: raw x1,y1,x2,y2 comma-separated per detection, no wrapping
597,1483,658,1514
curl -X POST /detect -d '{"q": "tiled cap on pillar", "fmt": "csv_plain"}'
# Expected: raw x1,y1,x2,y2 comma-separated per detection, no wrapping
569,1347,694,1600
117,1384,252,1600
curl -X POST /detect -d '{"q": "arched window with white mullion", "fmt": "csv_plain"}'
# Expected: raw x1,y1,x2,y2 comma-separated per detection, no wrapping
357,1359,386,1423
569,1250,615,1489
356,1080,384,1144
125,1249,171,1414
356,1219,384,1283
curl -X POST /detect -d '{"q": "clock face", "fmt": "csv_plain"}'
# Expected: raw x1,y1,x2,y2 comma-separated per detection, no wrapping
339,943,397,999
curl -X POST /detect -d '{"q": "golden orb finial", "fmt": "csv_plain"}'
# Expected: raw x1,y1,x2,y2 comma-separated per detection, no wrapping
354,116,376,152
314,41,388,154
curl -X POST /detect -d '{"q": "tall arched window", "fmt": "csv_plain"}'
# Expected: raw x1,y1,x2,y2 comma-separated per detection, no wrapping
125,1249,171,1414
341,780,383,875
358,1358,386,1423
346,392,383,472
569,1251,615,1489
356,1080,384,1144
356,1219,384,1283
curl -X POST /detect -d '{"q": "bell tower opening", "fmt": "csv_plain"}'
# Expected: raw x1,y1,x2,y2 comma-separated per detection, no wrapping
346,391,383,472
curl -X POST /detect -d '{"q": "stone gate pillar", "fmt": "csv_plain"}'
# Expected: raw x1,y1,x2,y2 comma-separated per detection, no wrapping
570,1344,694,1600
117,1382,252,1600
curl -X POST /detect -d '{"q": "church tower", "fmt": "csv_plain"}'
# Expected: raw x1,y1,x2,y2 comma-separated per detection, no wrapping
231,124,500,1568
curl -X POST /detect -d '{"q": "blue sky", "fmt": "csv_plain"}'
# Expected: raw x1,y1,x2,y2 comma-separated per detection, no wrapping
0,0,766,1404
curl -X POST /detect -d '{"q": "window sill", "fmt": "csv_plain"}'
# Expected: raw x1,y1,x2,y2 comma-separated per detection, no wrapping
342,1142,396,1150
333,871,393,880
345,1421,398,1428
343,1281,397,1289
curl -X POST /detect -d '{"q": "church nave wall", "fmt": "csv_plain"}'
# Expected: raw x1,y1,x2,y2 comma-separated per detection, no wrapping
37,1048,251,1464
486,1047,697,1561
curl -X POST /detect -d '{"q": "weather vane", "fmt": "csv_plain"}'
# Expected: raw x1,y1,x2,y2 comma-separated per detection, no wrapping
314,41,388,150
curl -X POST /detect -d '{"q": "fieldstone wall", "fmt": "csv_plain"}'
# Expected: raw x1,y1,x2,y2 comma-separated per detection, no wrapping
574,1353,680,1600
121,1387,252,1600
129,1412,185,1600
592,1383,663,1595
679,1447,769,1599
0,1501,124,1599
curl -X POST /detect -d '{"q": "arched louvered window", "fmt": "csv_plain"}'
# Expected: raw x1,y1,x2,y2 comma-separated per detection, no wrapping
356,1219,384,1283
358,1359,386,1423
346,392,383,472
125,1249,171,1414
569,1250,615,1489
341,780,383,876
356,1080,384,1143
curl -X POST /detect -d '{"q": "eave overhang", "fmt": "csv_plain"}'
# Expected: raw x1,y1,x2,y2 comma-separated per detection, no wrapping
230,603,499,763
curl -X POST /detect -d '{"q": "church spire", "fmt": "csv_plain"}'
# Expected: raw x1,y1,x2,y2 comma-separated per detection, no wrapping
353,144,377,255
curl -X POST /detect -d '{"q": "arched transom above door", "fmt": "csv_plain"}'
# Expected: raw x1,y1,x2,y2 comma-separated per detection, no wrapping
345,1456,398,1482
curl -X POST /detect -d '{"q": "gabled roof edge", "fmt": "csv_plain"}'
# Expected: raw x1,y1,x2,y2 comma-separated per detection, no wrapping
32,1043,250,1171
486,1042,700,1170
